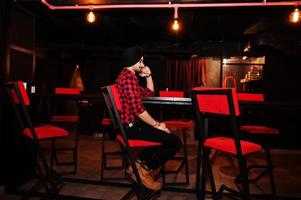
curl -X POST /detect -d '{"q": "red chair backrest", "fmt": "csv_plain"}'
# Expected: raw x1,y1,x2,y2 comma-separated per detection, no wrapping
101,85,123,132
10,81,30,106
237,93,264,102
192,88,240,116
55,87,81,95
110,85,122,111
159,91,184,98
5,81,36,139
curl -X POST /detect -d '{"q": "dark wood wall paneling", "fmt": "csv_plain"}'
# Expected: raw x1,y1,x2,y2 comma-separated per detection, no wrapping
6,4,35,82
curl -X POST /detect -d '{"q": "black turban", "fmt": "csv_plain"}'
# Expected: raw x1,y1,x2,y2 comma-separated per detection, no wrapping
122,46,143,67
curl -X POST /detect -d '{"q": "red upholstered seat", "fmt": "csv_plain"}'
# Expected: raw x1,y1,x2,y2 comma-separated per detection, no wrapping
164,120,193,128
101,118,112,125
159,91,184,97
204,137,262,156
51,115,79,122
116,135,161,147
237,93,264,102
23,125,68,140
55,88,81,95
241,125,280,135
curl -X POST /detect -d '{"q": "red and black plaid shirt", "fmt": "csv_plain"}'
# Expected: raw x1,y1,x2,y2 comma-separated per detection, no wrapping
115,68,154,124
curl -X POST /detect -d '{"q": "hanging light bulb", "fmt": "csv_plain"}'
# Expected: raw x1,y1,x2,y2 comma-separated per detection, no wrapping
289,8,300,23
172,19,180,31
87,11,96,23
170,6,182,32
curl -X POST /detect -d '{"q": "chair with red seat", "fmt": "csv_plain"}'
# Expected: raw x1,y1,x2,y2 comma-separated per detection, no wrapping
238,93,279,195
159,90,192,185
191,88,262,200
101,85,161,199
50,87,80,174
5,81,68,198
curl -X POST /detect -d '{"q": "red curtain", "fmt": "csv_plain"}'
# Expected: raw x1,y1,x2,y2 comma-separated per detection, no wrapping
166,58,207,91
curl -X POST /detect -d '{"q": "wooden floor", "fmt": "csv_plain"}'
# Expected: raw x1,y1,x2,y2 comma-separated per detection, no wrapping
1,131,301,200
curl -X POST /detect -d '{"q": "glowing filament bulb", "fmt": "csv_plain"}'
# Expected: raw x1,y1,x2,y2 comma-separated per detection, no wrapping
290,8,300,23
87,11,96,23
172,19,180,31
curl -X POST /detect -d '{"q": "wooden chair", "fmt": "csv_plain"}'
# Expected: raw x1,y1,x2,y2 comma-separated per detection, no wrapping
101,85,161,199
192,88,262,200
5,81,67,199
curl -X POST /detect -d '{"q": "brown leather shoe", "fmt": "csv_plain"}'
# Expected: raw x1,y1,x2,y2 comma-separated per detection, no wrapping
149,166,161,180
126,162,162,191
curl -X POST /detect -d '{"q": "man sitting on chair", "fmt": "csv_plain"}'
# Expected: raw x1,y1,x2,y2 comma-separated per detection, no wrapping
115,46,182,190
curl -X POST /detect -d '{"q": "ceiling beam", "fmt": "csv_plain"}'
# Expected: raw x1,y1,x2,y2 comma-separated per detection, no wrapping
41,0,301,10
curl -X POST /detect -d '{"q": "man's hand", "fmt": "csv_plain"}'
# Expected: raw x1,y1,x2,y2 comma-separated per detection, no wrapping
139,66,152,77
156,122,171,134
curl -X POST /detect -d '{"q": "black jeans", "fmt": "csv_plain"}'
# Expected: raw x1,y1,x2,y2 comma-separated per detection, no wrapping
125,120,182,170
